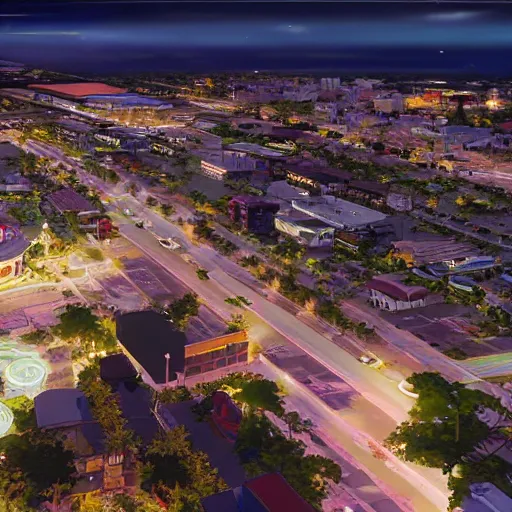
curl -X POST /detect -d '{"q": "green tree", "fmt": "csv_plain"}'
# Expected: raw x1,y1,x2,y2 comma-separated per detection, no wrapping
144,427,227,508
448,456,512,509
52,305,116,355
385,373,498,474
233,379,284,415
1,396,36,432
225,313,249,333
238,413,341,509
0,430,75,507
158,386,193,404
282,411,313,439
159,203,175,217
189,190,208,206
80,378,138,454
145,195,158,208
196,268,209,281
165,293,200,330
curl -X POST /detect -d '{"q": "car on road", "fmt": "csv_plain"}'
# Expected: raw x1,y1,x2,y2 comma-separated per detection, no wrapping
135,220,145,229
158,238,180,250
359,355,381,368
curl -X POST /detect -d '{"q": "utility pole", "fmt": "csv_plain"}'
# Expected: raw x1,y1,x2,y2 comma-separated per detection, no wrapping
164,353,170,386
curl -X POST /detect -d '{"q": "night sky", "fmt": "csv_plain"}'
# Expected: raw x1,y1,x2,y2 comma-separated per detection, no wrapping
1,0,512,75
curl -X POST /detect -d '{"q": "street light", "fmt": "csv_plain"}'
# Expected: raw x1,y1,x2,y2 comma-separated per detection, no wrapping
164,353,170,386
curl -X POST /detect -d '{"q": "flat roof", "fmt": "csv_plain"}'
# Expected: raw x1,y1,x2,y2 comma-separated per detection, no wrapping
292,197,387,230
29,82,128,98
226,142,284,158
116,310,186,384
393,239,480,265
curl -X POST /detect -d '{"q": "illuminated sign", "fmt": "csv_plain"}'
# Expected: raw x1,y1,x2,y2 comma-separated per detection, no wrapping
0,266,13,279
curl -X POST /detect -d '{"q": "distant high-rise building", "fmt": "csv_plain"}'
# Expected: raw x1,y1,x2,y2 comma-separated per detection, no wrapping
320,77,341,90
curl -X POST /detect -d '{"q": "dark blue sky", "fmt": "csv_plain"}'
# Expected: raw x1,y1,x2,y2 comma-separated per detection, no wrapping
1,1,512,75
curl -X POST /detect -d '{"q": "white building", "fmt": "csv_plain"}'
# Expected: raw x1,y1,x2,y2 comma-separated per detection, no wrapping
320,77,341,91
291,196,387,231
367,275,428,312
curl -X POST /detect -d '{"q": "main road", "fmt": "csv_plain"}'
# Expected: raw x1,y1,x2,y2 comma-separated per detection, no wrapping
13,136,451,510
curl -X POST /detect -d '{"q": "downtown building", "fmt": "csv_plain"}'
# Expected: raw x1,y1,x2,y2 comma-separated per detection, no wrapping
116,310,249,390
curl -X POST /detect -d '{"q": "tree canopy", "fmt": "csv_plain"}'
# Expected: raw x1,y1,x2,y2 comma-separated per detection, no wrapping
233,379,284,415
165,293,201,331
0,430,75,508
385,372,512,507
143,426,227,510
52,305,117,355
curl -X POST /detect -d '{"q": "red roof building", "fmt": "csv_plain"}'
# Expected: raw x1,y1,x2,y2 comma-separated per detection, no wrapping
201,472,315,512
28,82,128,99
367,274,428,312
244,473,315,512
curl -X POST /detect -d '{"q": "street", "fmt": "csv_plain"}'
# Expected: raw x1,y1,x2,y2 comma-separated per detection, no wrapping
10,134,453,510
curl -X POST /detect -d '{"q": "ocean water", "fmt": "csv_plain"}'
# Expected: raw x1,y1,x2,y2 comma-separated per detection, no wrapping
2,44,511,77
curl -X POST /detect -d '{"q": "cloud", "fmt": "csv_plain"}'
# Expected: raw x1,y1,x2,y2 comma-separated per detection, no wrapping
276,24,309,35
425,11,483,22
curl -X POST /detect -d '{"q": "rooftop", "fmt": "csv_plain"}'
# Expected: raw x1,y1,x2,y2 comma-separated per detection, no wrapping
46,187,95,213
244,473,315,512
292,196,387,230
230,195,280,209
392,238,480,265
28,82,128,98
100,353,138,383
367,274,428,302
116,310,186,384
0,221,31,261
35,388,93,429
226,142,284,158
201,472,315,512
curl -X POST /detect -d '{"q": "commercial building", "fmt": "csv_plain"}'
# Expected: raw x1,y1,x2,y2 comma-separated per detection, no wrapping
320,77,341,90
292,196,387,231
391,238,495,275
46,187,95,214
275,214,334,248
200,151,267,181
228,196,280,235
282,165,351,192
0,220,31,284
373,94,404,113
116,310,249,389
83,94,172,111
367,274,428,312
28,82,128,99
